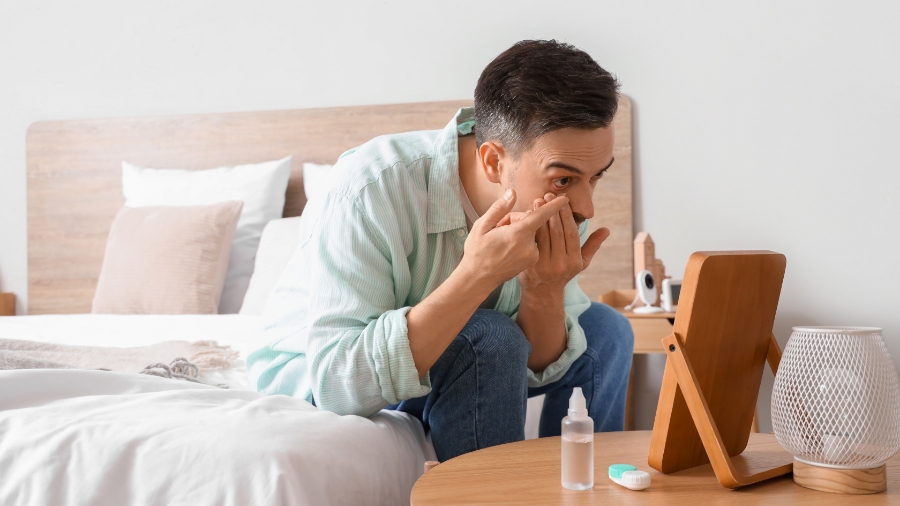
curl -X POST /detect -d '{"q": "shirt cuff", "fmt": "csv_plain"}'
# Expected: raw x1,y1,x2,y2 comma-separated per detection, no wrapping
525,312,587,387
373,306,432,404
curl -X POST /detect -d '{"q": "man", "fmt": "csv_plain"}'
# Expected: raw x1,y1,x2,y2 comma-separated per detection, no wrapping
248,40,634,462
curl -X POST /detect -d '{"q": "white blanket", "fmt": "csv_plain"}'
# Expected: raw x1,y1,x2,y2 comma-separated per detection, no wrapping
0,314,262,389
0,315,436,506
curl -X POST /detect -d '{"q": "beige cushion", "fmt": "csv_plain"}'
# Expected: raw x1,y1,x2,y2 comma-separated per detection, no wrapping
92,201,243,314
239,217,302,316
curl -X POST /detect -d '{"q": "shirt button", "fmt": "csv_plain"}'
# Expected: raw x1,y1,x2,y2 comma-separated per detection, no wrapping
457,229,466,237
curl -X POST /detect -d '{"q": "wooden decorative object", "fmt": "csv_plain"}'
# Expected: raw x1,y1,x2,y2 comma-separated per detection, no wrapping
0,293,15,316
793,459,887,494
632,232,666,302
648,251,793,488
26,97,633,314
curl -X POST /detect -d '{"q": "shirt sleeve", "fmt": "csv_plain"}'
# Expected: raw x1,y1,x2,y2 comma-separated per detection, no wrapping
305,192,431,417
518,221,593,388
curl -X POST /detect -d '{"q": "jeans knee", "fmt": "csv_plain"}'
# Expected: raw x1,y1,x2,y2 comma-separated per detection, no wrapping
464,309,531,367
582,302,634,362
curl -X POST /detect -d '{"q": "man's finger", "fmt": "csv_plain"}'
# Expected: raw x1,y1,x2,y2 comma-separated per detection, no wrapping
509,212,528,224
473,188,516,235
581,227,611,268
514,196,569,231
559,202,582,256
534,199,550,259
547,205,565,260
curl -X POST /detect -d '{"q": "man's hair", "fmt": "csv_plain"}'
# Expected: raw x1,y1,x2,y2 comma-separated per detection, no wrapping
474,40,620,157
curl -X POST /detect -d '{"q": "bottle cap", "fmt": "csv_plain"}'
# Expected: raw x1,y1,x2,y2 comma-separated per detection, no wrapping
608,464,636,479
568,387,587,417
609,464,651,490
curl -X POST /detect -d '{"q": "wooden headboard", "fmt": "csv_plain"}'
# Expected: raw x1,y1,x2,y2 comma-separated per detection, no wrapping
26,98,632,314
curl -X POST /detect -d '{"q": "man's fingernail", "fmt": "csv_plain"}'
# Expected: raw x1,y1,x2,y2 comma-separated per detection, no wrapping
503,188,514,201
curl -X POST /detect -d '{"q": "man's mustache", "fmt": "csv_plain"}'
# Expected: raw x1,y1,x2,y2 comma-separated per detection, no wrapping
502,211,587,226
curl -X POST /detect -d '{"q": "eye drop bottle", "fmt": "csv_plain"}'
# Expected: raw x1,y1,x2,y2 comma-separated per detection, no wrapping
561,387,594,490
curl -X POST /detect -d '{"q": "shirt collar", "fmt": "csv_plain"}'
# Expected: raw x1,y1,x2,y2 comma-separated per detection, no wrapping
426,107,475,234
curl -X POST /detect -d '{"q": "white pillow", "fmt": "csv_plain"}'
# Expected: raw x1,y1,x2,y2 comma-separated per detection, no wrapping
122,157,292,314
302,162,339,200
239,217,302,316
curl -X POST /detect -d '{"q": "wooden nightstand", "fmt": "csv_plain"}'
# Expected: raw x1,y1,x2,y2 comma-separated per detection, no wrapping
0,293,15,316
599,289,674,354
599,290,673,430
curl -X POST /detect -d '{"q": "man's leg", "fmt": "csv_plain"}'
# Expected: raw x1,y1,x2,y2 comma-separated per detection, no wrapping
385,309,531,462
528,302,633,437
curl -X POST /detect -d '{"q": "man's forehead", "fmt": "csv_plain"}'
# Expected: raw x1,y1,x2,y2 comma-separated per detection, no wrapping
528,126,615,168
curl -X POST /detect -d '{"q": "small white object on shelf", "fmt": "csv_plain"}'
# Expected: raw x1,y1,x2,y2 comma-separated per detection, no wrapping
629,270,664,314
661,278,681,313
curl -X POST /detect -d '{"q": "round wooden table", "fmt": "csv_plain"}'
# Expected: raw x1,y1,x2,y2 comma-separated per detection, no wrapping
411,431,900,505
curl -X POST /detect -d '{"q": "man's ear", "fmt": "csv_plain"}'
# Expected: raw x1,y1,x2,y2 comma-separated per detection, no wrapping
478,141,506,184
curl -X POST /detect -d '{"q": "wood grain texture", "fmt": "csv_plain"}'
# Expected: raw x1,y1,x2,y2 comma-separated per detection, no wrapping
649,251,787,475
597,288,637,307
0,293,14,316
659,332,792,487
599,289,672,354
768,333,783,375
578,95,633,300
793,459,887,494
26,101,469,314
631,318,673,354
410,431,900,505
27,98,633,315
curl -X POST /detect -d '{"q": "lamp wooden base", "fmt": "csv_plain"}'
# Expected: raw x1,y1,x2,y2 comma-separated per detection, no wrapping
793,459,887,494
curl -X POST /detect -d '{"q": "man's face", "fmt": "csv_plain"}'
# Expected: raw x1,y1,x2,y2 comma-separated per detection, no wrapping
502,126,615,225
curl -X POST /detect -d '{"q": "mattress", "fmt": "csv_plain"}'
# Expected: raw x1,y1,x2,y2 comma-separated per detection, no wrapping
0,314,436,506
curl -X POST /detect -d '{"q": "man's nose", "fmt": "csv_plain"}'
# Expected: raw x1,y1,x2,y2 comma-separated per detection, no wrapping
569,187,594,221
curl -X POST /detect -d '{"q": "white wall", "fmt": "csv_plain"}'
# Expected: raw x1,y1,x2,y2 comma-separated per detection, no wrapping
2,1,899,431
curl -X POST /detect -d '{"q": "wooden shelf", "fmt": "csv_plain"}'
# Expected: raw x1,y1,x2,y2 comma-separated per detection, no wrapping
0,293,14,316
599,289,673,354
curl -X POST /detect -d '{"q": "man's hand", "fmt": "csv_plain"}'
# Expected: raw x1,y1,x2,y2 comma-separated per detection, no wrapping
518,193,610,296
406,189,569,378
459,189,570,289
513,193,610,372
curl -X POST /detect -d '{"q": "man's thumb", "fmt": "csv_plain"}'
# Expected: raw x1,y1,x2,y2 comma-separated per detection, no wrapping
474,188,516,234
581,227,610,268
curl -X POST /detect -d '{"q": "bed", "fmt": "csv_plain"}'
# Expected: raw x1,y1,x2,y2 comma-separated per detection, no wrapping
1,98,633,505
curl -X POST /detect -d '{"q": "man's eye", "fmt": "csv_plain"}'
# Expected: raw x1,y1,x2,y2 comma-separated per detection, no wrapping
552,177,570,189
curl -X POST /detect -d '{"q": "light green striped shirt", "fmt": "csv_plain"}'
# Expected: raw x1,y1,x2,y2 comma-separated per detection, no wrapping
247,108,591,417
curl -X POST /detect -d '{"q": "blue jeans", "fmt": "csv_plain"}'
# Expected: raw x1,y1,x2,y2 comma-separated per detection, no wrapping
385,302,633,462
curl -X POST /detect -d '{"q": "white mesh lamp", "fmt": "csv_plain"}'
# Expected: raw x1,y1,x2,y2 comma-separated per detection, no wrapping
772,327,900,494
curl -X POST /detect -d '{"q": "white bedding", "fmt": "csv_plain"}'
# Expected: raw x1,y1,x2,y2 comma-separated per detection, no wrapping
0,314,263,389
0,314,436,506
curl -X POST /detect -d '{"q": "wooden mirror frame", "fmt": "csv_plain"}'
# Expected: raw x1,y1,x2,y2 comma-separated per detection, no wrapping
648,251,794,488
